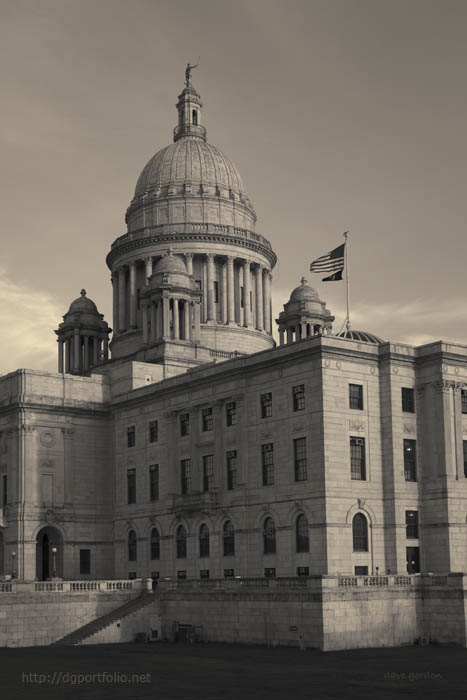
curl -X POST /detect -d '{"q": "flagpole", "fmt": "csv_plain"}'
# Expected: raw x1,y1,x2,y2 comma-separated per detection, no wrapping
344,231,350,330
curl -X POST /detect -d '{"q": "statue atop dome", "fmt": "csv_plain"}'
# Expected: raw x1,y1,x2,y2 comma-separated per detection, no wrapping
185,61,199,87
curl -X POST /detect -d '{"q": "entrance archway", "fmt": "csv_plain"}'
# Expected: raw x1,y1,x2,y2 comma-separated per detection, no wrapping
0,530,4,575
35,527,63,580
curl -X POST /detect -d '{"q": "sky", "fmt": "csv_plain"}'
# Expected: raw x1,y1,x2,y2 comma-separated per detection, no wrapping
1,0,466,374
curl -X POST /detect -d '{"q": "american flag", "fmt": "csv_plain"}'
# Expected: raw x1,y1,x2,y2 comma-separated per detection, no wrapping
309,240,346,281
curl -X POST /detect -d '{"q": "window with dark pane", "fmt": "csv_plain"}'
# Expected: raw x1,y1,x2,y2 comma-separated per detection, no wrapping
127,468,136,504
292,384,305,412
176,525,187,558
404,439,417,481
223,521,235,556
260,392,272,418
464,440,467,478
401,388,415,413
181,459,191,494
128,530,137,561
150,528,160,560
79,549,91,575
202,407,213,432
263,517,276,555
261,443,274,486
405,511,418,539
349,384,363,410
226,401,237,426
149,464,159,502
226,450,237,490
350,437,366,480
352,513,368,552
202,454,214,492
148,419,158,443
199,524,210,558
180,413,190,437
294,437,307,481
462,390,467,414
295,514,309,553
127,425,136,448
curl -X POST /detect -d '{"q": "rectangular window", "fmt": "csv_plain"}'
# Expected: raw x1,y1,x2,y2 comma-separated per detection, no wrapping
202,455,215,492
349,384,364,410
226,401,237,427
127,468,136,504
406,547,420,574
294,437,307,481
261,443,274,486
79,549,91,575
462,390,467,414
180,413,190,437
202,407,213,432
404,439,417,481
127,425,136,448
350,437,366,480
292,384,305,412
200,569,210,579
149,464,159,502
297,566,309,577
227,450,237,490
464,441,467,478
181,459,191,494
354,566,368,576
214,281,219,303
2,474,6,506
402,387,415,413
128,572,137,580
224,569,234,578
264,568,276,578
260,392,272,418
177,570,187,580
406,510,419,539
148,420,158,443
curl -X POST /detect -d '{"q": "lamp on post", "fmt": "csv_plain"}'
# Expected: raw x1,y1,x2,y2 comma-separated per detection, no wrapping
51,547,57,579
11,551,16,579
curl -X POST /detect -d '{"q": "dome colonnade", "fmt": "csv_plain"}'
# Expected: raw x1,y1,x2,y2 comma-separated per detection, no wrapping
276,277,334,345
106,79,276,361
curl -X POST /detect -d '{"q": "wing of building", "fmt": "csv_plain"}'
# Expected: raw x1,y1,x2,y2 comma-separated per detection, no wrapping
1,77,467,604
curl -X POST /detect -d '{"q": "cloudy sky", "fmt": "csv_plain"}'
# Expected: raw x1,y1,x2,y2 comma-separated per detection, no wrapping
1,0,466,374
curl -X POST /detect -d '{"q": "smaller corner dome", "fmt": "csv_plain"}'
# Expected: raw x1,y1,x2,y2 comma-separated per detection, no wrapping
289,277,320,302
153,249,188,275
336,329,384,344
68,289,99,314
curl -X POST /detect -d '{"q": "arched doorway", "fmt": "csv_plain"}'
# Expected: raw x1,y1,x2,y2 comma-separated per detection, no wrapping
35,527,63,580
0,530,4,576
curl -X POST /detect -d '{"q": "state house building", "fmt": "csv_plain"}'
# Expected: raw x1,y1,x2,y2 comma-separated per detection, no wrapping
1,78,467,584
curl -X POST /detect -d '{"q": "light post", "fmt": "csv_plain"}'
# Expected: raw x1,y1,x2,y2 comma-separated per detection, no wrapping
11,551,16,579
51,546,57,579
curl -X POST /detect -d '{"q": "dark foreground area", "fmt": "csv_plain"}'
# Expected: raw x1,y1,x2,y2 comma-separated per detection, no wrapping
0,641,465,700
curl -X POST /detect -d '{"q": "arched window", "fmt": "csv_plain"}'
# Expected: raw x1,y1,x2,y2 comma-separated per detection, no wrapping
296,514,309,553
176,525,187,559
223,521,235,557
128,530,137,561
352,513,368,552
150,528,160,560
263,517,276,555
192,109,198,125
199,524,210,558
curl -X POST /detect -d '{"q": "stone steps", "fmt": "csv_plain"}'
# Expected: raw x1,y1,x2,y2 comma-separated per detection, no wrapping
51,591,155,646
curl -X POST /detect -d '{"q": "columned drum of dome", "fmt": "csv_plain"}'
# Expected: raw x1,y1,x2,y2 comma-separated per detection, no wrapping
276,278,334,345
107,80,276,364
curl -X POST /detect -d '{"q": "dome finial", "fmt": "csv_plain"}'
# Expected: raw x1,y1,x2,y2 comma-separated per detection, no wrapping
300,277,307,286
80,288,86,297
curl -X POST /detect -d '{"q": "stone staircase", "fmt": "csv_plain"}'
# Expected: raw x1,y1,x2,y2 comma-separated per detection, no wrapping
52,591,155,646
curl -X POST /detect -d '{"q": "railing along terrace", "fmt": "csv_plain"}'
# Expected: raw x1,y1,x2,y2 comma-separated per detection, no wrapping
0,578,149,594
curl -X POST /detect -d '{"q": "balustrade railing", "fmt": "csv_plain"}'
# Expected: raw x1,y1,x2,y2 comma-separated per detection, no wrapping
0,578,148,594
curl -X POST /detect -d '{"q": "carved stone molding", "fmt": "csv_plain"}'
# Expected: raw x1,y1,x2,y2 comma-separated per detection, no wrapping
40,431,56,448
403,423,416,434
61,428,75,439
432,380,455,393
20,424,35,433
349,420,365,432
292,424,305,433
163,410,178,422
358,498,366,509
260,431,272,440
416,384,426,396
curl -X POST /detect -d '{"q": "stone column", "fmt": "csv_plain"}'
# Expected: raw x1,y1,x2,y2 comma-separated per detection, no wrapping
243,260,251,327
202,257,207,322
118,267,126,332
301,322,307,339
144,256,153,284
83,335,89,370
103,336,109,360
193,302,201,342
287,327,293,344
221,261,227,322
183,300,190,340
73,328,80,372
112,273,119,332
142,304,149,344
206,254,215,322
150,302,157,342
279,329,285,346
58,339,64,373
156,300,163,339
263,270,271,334
65,338,70,372
129,262,137,328
255,265,263,331
163,296,170,339
236,263,242,325
185,253,193,276
173,298,180,340
62,427,75,505
226,256,235,324
93,336,99,366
